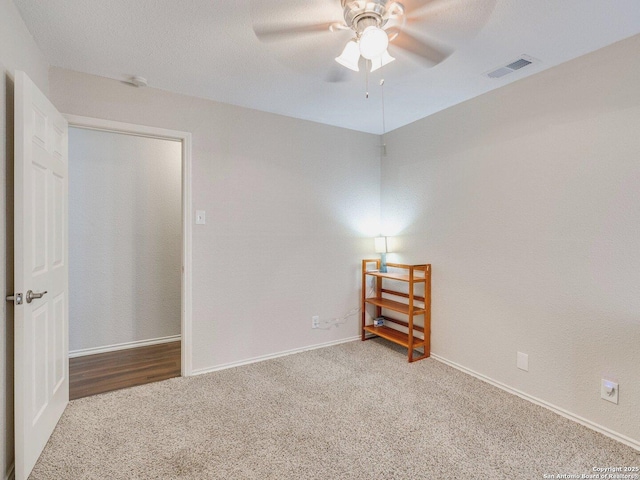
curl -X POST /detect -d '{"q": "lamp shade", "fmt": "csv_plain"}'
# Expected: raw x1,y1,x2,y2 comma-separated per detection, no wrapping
335,40,360,71
359,26,389,60
374,236,388,253
370,49,395,72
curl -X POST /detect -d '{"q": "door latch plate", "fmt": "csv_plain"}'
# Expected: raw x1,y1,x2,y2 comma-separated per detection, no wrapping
6,293,23,305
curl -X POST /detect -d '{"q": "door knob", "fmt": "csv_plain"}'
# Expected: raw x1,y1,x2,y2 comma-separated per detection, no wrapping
26,290,47,304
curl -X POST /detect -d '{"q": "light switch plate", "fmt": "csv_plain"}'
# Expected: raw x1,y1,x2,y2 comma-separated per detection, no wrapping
195,210,206,225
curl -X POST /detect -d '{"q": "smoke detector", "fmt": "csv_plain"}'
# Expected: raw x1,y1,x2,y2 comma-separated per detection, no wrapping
128,76,148,87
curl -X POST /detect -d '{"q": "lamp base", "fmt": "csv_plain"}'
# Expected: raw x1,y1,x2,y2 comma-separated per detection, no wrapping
380,252,388,273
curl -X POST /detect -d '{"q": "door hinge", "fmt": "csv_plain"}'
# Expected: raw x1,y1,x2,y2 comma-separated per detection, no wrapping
6,293,23,305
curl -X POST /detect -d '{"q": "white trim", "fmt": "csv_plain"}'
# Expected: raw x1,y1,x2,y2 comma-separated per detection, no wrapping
64,115,193,376
68,335,181,358
5,462,14,480
191,336,361,376
180,133,193,377
431,353,640,452
64,115,188,142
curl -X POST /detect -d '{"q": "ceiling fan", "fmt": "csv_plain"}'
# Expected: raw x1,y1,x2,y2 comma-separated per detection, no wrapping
251,0,496,80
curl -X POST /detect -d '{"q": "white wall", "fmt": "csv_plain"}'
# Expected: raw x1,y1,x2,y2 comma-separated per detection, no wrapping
382,34,640,444
0,0,49,477
50,67,381,371
68,128,182,352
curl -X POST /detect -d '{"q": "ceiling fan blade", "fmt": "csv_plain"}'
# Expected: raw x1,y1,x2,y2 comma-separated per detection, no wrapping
253,21,340,42
387,28,452,66
405,0,497,46
405,0,464,21
401,0,441,14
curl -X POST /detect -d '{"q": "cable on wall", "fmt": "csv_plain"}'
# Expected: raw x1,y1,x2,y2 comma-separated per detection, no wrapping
314,286,375,330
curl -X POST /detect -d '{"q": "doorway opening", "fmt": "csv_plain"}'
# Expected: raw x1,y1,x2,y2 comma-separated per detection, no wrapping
64,117,192,398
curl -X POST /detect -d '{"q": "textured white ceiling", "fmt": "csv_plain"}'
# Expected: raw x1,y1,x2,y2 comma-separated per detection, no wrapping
14,0,640,134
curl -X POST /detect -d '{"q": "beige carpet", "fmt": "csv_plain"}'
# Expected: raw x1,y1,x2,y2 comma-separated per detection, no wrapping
31,340,638,479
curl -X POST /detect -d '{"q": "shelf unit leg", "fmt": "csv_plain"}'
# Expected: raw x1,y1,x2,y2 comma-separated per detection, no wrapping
361,260,366,341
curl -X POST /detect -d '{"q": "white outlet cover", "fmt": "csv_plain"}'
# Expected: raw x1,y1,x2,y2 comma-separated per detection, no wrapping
517,352,529,371
601,379,619,404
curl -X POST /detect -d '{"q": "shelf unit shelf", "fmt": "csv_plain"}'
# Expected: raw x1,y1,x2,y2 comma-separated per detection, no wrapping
361,260,431,363
364,297,425,316
363,325,426,349
365,271,426,283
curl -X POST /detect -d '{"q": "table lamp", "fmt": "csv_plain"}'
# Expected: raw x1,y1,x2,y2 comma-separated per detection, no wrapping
374,236,389,273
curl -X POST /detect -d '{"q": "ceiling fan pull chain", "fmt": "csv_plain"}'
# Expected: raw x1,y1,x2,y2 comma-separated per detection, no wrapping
365,63,369,98
381,78,387,156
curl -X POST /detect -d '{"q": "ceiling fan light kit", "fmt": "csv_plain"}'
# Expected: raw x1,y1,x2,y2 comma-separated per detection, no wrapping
333,0,404,72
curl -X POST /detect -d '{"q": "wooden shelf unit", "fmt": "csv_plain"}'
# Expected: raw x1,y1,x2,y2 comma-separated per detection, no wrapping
361,260,431,362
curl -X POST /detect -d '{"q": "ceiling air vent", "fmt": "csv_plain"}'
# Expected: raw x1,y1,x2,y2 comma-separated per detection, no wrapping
486,55,536,79
487,67,512,79
505,58,532,70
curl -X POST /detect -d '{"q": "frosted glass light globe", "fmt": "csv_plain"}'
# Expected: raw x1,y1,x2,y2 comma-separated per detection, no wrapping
359,26,389,60
335,40,361,71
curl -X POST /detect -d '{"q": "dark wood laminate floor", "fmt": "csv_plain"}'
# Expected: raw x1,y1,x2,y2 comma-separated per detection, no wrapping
69,341,181,400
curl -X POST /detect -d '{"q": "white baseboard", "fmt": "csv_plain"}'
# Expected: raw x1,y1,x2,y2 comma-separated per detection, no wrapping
5,462,14,480
431,353,640,452
69,335,181,358
192,336,361,376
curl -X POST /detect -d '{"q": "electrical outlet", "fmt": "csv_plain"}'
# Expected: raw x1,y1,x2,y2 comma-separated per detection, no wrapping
311,316,320,329
601,379,619,404
517,352,529,371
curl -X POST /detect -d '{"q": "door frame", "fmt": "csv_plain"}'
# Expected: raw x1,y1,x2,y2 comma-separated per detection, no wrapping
63,115,193,376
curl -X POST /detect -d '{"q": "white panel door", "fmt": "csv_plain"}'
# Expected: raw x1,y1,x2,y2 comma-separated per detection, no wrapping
13,71,69,480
